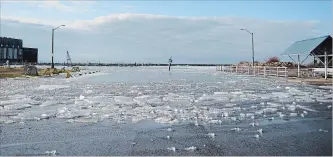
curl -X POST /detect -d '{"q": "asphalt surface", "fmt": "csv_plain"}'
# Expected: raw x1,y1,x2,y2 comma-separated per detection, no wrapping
0,115,331,156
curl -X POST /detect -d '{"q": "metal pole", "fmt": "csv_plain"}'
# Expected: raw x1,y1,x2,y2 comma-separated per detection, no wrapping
297,54,300,78
51,25,65,69
324,51,327,79
247,66,250,75
169,63,171,71
51,29,54,68
277,68,279,77
251,33,255,67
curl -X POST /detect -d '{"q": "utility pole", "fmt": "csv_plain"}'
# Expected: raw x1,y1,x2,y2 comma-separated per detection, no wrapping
51,25,65,68
240,28,255,67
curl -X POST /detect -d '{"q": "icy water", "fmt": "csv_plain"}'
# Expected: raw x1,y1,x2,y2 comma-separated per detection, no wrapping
0,66,332,156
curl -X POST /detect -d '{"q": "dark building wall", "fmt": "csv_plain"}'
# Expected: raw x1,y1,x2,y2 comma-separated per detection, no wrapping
0,37,23,48
0,37,23,62
22,47,38,63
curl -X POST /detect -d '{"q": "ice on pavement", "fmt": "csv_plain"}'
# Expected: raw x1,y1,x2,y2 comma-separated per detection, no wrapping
0,66,332,125
184,146,197,151
38,85,69,90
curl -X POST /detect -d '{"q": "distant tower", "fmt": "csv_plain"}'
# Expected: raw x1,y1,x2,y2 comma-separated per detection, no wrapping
66,51,72,67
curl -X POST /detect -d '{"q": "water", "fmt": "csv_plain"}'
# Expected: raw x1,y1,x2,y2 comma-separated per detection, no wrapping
0,66,332,155
84,67,219,83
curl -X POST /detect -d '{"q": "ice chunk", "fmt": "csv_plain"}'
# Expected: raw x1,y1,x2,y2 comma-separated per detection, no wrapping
85,90,94,94
257,128,263,134
57,107,68,114
133,95,150,105
233,107,241,111
167,147,176,152
231,128,241,132
147,98,164,106
230,117,237,121
41,113,52,119
222,112,229,117
267,102,282,107
207,133,215,138
297,105,318,112
319,129,328,133
250,122,259,127
1,98,33,106
194,120,199,126
246,113,254,117
278,112,285,118
184,146,197,151
45,150,56,156
114,96,135,105
40,100,57,107
3,104,32,110
287,105,296,111
225,103,236,107
79,95,85,100
254,134,260,139
155,117,179,124
255,110,264,115
38,85,69,90
290,113,297,117
263,108,278,114
231,91,243,95
327,105,332,110
167,128,173,132
214,92,228,95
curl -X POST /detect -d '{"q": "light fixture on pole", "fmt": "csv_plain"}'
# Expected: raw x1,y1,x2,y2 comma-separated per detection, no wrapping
240,28,255,67
51,24,65,68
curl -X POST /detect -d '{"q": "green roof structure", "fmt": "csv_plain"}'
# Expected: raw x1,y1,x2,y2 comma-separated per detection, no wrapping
281,35,332,79
281,35,332,56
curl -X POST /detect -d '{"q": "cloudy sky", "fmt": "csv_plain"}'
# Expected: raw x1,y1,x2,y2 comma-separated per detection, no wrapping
0,0,331,64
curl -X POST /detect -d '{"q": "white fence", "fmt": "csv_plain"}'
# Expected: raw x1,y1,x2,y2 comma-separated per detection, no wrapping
216,65,288,78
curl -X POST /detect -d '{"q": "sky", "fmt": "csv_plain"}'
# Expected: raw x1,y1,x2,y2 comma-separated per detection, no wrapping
0,0,332,64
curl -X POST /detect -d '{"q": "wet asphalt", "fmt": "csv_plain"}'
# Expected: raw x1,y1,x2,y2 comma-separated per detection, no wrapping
0,113,332,156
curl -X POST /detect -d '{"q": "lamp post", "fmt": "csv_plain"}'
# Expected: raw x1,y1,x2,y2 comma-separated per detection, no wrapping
51,25,65,68
240,28,255,67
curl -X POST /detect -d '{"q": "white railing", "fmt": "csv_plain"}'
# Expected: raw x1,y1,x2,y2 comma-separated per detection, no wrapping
216,65,288,78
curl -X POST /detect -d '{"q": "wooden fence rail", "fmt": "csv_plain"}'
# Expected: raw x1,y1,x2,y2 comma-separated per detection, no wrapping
216,65,288,78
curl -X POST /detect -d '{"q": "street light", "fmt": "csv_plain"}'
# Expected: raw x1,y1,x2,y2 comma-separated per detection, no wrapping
240,28,255,67
51,24,65,68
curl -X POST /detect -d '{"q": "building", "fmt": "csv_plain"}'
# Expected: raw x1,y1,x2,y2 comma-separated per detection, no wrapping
22,47,38,63
0,37,23,63
0,37,38,64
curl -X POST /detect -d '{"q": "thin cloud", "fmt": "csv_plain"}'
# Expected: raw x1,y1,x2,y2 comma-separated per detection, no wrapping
1,0,91,13
0,13,330,63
